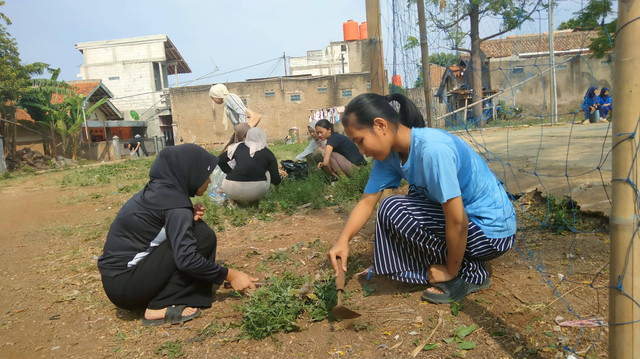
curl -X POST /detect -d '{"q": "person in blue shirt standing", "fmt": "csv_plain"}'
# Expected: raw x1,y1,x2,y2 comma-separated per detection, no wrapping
597,87,612,120
327,93,516,303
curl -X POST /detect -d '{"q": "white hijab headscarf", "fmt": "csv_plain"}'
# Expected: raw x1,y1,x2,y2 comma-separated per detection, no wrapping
245,127,268,157
308,118,327,148
209,84,229,99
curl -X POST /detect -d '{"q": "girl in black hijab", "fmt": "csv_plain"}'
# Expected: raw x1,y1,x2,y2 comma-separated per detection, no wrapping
98,144,258,326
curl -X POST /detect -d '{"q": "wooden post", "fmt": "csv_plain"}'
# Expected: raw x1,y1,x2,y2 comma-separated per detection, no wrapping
610,0,640,357
416,0,433,127
366,0,386,96
548,0,558,125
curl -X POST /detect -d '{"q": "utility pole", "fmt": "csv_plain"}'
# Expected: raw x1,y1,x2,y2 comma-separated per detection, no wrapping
392,0,397,92
417,0,434,127
548,0,558,124
283,52,287,76
366,0,386,95
610,0,640,357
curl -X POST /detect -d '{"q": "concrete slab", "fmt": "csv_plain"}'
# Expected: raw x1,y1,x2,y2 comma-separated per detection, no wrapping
457,122,613,216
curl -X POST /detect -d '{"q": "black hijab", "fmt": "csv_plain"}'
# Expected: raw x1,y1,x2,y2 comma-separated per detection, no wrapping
134,144,218,210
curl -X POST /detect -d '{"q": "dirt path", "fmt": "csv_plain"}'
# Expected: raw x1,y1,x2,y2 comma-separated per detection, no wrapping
0,171,610,358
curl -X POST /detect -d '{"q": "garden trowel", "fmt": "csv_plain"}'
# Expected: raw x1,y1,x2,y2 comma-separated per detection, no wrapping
332,257,361,320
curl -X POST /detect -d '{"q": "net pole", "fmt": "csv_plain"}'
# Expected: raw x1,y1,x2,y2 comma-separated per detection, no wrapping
609,0,640,357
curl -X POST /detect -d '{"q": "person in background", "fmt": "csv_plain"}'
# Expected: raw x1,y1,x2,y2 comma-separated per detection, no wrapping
315,119,366,179
98,144,258,326
210,84,262,152
294,118,326,169
327,93,516,304
218,128,286,203
597,87,612,121
581,86,601,124
124,138,149,157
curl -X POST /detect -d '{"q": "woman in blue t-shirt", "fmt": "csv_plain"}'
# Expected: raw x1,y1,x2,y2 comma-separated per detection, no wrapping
315,119,366,179
327,93,516,304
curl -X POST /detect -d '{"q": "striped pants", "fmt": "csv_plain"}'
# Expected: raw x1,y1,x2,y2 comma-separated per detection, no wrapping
373,194,515,285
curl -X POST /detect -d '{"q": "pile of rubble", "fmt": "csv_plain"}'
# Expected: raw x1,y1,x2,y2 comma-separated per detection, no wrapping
5,147,77,171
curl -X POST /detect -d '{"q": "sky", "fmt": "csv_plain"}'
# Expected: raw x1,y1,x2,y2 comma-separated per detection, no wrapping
4,0,612,90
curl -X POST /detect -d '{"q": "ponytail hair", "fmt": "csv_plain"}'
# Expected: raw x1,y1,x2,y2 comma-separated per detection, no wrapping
342,93,425,129
315,119,334,132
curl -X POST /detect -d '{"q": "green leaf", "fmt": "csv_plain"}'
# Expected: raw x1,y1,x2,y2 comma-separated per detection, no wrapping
443,337,455,344
457,341,476,350
491,331,506,337
422,343,437,351
454,324,478,339
543,331,554,337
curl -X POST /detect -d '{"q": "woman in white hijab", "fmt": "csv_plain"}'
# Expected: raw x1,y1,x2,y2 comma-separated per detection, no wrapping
210,84,262,152
294,118,326,169
217,128,286,203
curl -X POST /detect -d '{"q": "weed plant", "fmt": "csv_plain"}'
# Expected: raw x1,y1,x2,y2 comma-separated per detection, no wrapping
239,272,337,340
545,194,580,234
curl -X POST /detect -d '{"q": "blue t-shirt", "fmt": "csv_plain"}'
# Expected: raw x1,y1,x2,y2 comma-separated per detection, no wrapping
364,128,516,238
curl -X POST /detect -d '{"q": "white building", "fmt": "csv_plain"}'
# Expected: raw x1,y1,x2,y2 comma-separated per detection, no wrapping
288,40,369,77
75,34,191,141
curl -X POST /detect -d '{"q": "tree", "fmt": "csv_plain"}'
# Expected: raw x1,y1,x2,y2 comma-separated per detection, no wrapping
64,93,108,159
18,69,72,157
420,0,543,125
558,0,615,58
429,52,460,67
0,2,48,154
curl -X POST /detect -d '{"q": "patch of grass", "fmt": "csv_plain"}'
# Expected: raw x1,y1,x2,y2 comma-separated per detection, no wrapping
545,194,580,234
353,322,375,332
60,158,152,188
154,340,185,358
239,273,337,340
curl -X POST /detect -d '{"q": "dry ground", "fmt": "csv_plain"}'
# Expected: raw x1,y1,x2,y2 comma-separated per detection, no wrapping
0,168,609,358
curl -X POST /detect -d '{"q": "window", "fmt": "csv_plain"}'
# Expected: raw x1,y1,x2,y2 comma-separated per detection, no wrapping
366,82,371,89
317,86,328,93
600,61,611,66
341,89,353,98
511,67,524,74
290,94,301,102
556,65,567,70
264,91,275,97
108,76,120,81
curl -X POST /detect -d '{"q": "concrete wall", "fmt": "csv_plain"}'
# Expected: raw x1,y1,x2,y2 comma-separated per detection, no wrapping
289,40,369,76
170,73,370,149
488,54,614,115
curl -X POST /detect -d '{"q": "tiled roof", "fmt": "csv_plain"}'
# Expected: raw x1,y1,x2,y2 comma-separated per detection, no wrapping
16,108,34,123
480,30,598,58
51,80,101,104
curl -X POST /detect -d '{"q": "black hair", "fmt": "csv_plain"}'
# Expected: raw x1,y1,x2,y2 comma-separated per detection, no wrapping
123,143,130,149
315,119,334,132
342,93,426,130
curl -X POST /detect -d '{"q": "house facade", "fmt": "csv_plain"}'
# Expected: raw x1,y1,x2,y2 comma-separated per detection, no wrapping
481,30,613,114
75,35,191,141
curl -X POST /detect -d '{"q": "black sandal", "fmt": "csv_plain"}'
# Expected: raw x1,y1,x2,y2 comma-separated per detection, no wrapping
141,305,201,327
421,277,491,304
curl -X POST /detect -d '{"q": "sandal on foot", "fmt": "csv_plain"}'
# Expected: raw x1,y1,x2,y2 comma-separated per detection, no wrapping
421,277,491,304
142,305,201,327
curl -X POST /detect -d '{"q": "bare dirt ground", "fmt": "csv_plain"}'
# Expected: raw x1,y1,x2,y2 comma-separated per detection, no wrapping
0,169,610,358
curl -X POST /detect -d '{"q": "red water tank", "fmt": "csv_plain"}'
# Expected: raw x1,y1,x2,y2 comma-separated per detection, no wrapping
392,75,402,87
343,20,359,41
359,22,368,39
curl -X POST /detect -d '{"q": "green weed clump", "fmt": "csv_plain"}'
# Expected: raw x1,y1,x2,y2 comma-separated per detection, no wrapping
153,340,185,358
545,194,580,234
239,273,337,340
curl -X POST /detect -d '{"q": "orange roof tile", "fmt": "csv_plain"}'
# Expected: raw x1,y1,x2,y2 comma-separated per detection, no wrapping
480,30,599,58
16,108,34,123
51,80,101,104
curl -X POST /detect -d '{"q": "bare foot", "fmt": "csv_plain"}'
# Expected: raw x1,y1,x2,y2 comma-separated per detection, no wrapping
144,306,198,320
425,286,445,294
